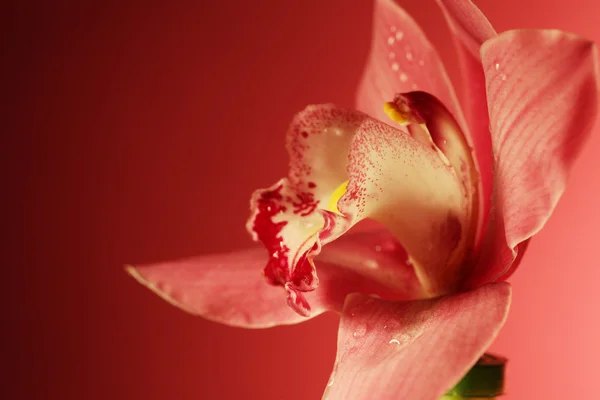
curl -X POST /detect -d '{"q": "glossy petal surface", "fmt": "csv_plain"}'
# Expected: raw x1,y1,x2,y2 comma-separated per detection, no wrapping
324,282,511,400
473,29,599,284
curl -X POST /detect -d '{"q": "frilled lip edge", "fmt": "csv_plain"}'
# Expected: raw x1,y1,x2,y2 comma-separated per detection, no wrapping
246,179,350,317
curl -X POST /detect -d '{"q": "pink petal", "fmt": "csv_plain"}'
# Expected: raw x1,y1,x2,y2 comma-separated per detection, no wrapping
356,0,464,128
324,282,512,400
316,229,425,306
126,230,424,328
473,30,600,284
437,0,497,248
436,0,496,57
126,249,314,328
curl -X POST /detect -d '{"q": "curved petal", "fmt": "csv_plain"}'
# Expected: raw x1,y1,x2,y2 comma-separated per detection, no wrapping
126,249,315,328
248,105,476,316
126,230,424,328
472,30,600,285
436,0,496,57
356,0,464,128
317,229,425,304
339,116,474,296
437,0,497,246
323,282,512,400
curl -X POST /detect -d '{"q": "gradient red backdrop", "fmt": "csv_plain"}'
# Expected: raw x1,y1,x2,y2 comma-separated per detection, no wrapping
5,0,600,399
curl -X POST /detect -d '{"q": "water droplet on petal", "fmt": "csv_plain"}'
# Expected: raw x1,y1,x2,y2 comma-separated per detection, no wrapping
353,324,367,338
364,259,379,269
495,63,500,71
501,73,507,81
405,51,414,61
399,73,408,82
387,36,395,46
391,62,399,71
389,338,400,345
395,31,404,40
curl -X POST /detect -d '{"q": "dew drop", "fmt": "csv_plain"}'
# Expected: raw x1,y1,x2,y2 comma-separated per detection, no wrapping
389,338,400,345
364,259,379,269
501,73,507,81
395,31,404,41
495,63,500,71
391,62,399,72
353,324,367,338
387,36,395,46
405,51,414,61
399,73,408,82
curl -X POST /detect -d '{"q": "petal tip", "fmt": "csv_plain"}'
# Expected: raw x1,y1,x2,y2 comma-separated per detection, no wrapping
125,264,195,314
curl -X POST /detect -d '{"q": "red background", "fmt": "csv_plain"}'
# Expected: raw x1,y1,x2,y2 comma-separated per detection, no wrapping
5,0,600,399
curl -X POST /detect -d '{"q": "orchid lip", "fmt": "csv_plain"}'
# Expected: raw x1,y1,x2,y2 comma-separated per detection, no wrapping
248,98,482,316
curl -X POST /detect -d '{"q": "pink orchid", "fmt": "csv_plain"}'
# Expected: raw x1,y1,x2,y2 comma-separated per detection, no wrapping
127,0,599,398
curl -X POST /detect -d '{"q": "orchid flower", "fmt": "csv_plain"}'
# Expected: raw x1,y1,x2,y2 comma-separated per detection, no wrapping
127,0,599,398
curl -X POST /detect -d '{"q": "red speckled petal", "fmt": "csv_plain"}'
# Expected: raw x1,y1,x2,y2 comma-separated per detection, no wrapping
247,105,475,316
470,30,600,285
437,0,497,249
356,0,464,128
340,117,473,296
126,230,424,328
323,282,511,400
246,105,368,316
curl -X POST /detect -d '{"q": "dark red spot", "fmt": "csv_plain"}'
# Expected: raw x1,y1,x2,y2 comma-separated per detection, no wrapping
301,131,309,138
307,182,317,189
252,185,290,284
292,191,318,216
441,213,462,252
